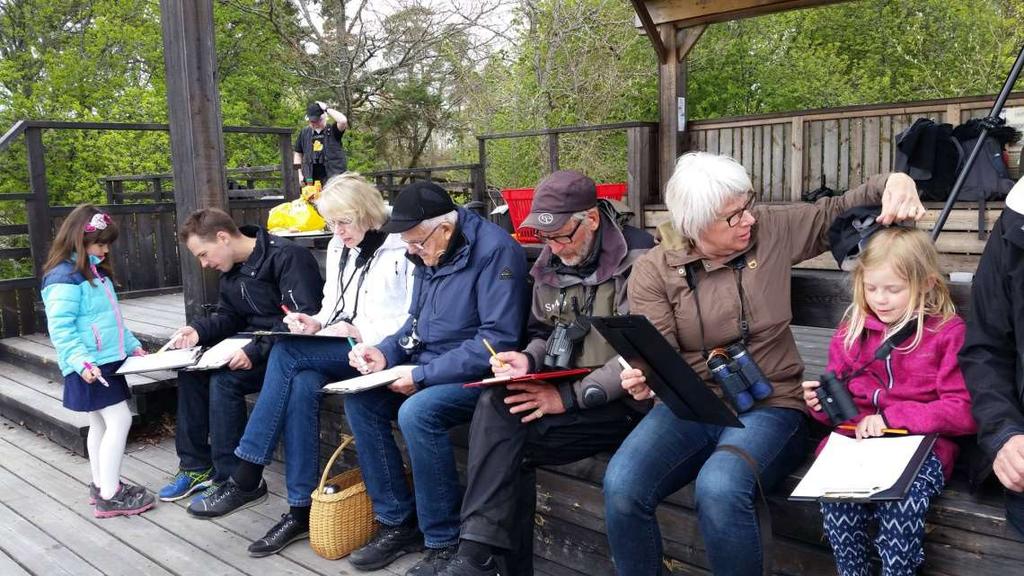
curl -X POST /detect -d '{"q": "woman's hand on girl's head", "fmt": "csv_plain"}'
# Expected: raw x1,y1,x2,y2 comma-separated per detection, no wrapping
801,380,822,411
620,367,653,401
878,172,926,225
855,414,887,440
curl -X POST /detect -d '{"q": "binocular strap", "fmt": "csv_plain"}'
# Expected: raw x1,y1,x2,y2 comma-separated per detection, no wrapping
714,444,773,576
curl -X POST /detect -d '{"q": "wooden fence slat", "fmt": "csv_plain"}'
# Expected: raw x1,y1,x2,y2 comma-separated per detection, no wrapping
749,126,761,197
719,128,733,158
823,119,838,190
880,115,893,172
849,117,864,189
789,119,803,201
864,116,880,177
772,124,785,201
838,118,850,191
707,129,719,154
808,121,823,191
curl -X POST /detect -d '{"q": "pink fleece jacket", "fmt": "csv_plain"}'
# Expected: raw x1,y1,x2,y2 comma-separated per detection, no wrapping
810,314,977,480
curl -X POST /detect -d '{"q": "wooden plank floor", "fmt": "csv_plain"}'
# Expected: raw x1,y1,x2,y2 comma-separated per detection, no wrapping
0,417,426,576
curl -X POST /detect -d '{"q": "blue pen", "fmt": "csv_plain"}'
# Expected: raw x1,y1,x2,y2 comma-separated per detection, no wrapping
348,336,370,372
83,361,109,387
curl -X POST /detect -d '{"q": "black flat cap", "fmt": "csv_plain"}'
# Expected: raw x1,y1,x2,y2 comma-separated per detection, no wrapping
380,181,458,233
828,205,882,271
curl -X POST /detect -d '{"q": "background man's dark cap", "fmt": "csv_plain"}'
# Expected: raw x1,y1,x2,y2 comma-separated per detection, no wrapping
305,102,325,120
520,170,598,233
828,205,883,271
380,181,458,233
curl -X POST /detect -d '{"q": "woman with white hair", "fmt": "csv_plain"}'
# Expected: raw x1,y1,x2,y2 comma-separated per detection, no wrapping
603,152,925,575
188,172,413,557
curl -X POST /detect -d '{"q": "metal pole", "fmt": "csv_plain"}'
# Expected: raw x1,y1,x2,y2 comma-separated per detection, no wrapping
932,43,1024,242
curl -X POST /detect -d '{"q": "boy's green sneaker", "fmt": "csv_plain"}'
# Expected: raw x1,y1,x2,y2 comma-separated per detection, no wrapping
159,468,213,502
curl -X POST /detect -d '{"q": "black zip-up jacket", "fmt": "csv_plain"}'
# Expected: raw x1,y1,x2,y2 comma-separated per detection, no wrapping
960,208,1024,474
191,226,323,364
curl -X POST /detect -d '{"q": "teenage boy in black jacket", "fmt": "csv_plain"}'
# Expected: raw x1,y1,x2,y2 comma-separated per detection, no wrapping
156,208,323,508
960,180,1024,536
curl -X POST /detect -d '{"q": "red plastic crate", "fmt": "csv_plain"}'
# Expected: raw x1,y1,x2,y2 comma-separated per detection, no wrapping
500,183,627,244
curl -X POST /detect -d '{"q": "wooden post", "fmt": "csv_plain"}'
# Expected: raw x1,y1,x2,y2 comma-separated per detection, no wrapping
279,132,299,200
474,137,487,205
790,117,805,201
547,133,560,173
25,128,51,281
160,0,227,322
627,126,658,227
658,23,683,194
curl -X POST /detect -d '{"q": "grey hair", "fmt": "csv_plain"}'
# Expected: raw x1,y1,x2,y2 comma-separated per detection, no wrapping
418,210,458,230
665,152,752,240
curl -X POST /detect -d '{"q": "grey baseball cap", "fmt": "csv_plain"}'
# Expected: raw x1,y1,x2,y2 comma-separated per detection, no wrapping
519,170,597,233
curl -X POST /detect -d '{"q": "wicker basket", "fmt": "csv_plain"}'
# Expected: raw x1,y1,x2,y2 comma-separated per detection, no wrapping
309,436,378,560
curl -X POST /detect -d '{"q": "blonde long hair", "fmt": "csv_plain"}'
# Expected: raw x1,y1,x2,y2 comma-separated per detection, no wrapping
841,227,956,351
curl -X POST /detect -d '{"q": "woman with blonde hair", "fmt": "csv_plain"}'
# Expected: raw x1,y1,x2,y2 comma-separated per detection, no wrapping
193,172,413,557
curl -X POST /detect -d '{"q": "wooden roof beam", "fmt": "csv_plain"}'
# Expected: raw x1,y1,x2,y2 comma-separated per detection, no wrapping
638,0,852,28
631,0,668,63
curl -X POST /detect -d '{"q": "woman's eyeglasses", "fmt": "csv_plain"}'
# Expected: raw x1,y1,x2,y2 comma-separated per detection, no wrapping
720,193,756,227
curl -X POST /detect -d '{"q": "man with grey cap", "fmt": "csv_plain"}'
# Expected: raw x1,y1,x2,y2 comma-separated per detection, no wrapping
435,170,656,576
344,181,529,576
293,101,348,184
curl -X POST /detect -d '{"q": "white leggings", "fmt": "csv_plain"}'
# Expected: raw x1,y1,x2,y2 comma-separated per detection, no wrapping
86,401,133,499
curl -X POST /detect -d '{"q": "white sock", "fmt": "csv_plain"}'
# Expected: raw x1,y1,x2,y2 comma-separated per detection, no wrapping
96,401,133,500
86,411,106,487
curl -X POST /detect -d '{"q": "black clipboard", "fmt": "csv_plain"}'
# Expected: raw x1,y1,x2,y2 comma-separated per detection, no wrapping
591,315,742,428
789,433,938,502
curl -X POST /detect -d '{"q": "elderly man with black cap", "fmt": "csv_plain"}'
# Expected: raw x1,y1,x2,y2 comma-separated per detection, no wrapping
429,170,656,576
293,101,348,184
344,181,529,576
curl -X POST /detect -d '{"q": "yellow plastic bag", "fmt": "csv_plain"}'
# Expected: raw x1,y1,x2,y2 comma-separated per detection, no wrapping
267,198,326,233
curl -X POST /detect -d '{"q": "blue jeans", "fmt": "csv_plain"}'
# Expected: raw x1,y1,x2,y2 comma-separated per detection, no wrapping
604,404,807,576
234,337,356,506
344,381,481,548
175,363,266,483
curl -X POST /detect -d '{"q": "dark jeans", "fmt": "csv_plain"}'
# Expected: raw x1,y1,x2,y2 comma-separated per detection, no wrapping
603,404,807,576
344,381,481,549
460,387,642,574
175,363,265,483
234,337,356,506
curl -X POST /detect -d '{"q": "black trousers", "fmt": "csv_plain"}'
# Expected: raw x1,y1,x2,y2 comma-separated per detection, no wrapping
460,386,641,575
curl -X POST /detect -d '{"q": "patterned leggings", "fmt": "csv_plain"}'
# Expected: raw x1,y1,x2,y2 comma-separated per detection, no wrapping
820,453,945,576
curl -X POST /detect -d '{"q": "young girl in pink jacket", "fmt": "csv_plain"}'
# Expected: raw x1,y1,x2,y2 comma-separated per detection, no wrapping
802,226,976,576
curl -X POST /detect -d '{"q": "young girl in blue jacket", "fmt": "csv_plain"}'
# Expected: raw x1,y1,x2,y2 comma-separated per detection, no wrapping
41,205,155,518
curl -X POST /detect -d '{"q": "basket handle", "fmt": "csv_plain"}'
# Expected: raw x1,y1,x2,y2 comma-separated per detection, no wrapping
317,434,355,491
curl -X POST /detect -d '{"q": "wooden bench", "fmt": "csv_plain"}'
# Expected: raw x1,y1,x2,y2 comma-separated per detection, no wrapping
299,268,1022,575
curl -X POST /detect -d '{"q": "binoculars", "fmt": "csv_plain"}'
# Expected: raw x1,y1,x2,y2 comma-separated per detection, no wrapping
815,371,859,424
706,342,774,412
543,322,575,370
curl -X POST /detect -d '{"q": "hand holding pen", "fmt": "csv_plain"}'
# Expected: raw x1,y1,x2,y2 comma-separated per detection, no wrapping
161,326,199,352
83,361,109,387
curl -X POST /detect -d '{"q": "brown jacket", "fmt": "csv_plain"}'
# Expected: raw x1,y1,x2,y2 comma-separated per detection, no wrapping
627,173,890,413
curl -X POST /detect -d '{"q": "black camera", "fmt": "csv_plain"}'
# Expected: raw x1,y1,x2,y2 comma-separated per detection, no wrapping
706,343,773,413
815,371,859,425
399,319,423,352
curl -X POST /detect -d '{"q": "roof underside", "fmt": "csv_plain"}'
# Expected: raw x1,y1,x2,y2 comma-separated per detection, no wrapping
638,0,852,28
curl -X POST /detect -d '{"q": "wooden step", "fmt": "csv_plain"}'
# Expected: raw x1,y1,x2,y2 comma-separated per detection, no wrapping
0,365,89,455
0,334,177,394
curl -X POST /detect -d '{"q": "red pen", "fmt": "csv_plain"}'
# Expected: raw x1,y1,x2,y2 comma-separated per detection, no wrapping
280,304,292,315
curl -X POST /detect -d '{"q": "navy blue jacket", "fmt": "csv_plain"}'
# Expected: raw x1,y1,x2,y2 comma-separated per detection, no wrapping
192,226,323,364
378,208,529,387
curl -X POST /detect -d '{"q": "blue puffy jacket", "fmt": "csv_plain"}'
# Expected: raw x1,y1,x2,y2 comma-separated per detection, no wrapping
378,207,529,387
41,257,143,377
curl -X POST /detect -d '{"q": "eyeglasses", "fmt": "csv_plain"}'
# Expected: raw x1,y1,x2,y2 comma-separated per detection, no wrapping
326,216,354,230
535,218,584,245
719,193,756,227
404,224,443,252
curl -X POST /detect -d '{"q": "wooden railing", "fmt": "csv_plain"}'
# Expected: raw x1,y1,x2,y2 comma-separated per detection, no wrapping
99,165,285,204
0,120,295,337
686,92,1024,202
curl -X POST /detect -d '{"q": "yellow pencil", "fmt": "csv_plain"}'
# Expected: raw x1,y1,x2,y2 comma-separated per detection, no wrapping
838,424,909,435
482,338,507,368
